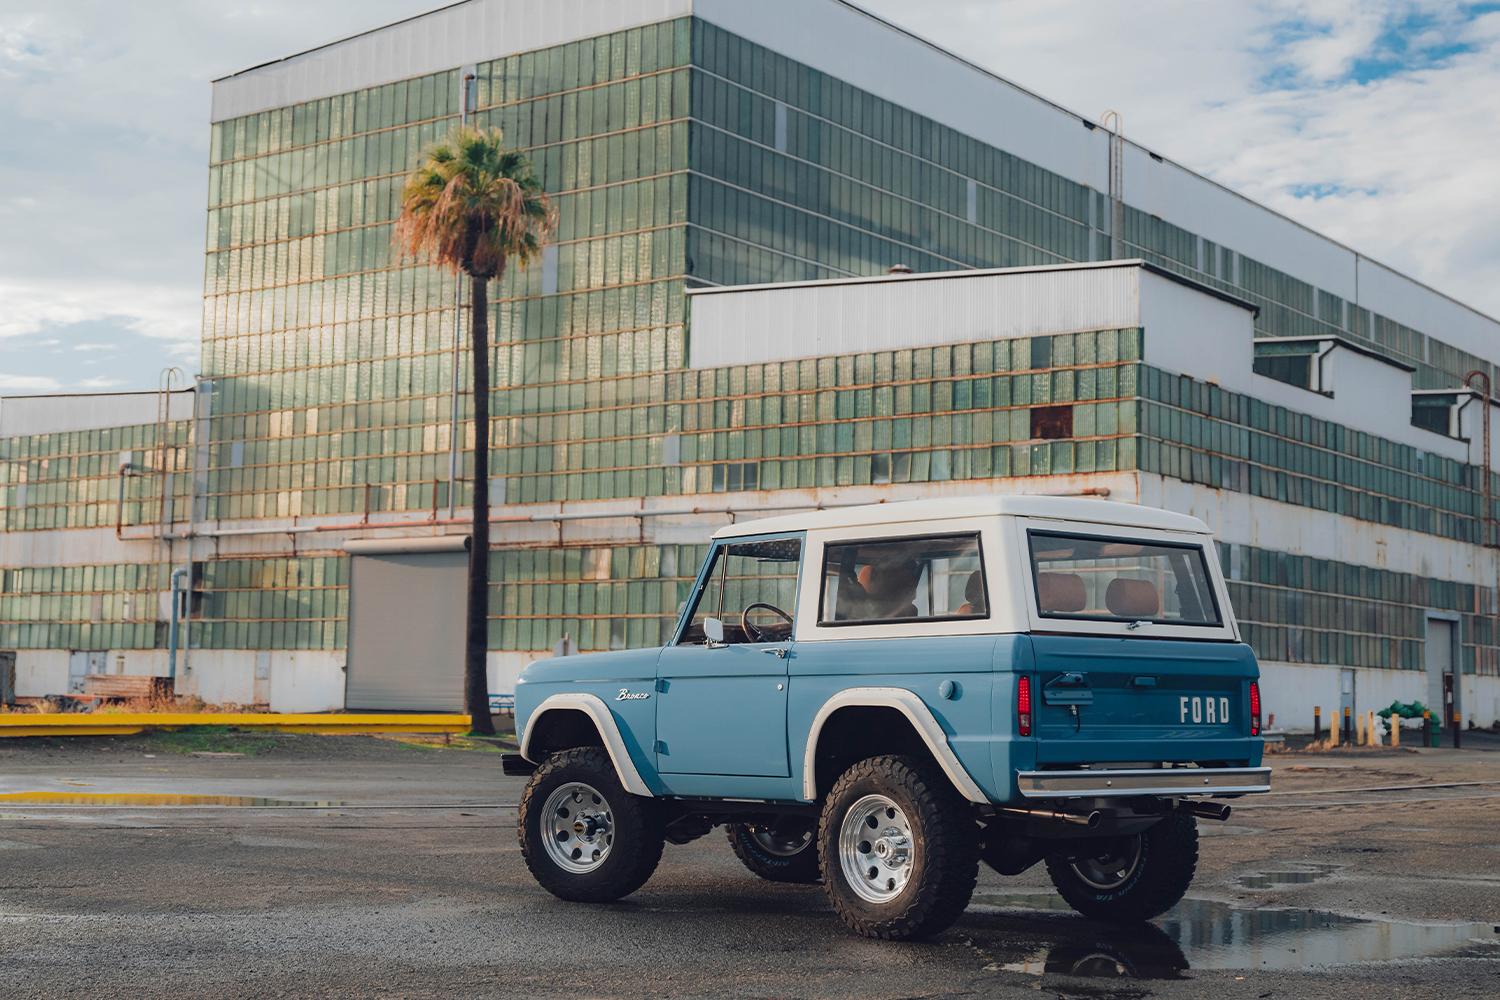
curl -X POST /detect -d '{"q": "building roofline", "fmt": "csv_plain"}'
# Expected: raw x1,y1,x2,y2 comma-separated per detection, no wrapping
685,258,1262,318
207,0,1499,330
1252,334,1417,373
212,1,470,82
0,388,196,403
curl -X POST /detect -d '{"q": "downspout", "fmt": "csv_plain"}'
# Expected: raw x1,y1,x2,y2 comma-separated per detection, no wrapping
167,566,188,680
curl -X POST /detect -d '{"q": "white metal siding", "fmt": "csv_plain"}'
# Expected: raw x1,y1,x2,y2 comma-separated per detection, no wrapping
0,391,196,439
211,0,692,122
688,264,1143,369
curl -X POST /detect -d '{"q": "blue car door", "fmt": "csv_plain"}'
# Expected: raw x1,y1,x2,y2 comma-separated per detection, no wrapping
655,535,802,777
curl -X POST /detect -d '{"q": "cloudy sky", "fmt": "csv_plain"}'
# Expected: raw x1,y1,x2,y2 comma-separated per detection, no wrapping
1,0,1497,393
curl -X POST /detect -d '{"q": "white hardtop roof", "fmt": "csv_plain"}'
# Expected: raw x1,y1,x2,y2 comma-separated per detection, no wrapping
712,495,1212,540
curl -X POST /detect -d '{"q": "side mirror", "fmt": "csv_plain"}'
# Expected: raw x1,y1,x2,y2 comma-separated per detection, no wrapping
703,617,725,645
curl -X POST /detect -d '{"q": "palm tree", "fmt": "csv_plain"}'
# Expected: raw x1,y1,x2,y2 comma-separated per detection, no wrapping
394,125,554,736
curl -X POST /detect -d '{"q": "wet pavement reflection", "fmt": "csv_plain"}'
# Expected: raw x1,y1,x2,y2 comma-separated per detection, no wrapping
1238,863,1342,888
0,792,342,807
968,891,1500,978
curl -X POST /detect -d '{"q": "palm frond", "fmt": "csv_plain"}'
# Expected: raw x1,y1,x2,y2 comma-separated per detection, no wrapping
392,125,556,279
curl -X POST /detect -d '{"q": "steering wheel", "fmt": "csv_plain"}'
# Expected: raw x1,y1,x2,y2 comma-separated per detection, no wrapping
742,602,793,642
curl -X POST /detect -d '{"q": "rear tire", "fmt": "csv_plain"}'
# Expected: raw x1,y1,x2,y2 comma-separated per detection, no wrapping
518,747,664,903
1045,810,1198,922
727,818,821,883
817,755,979,940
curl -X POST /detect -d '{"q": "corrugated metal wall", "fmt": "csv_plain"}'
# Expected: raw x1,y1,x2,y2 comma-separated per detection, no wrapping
688,263,1142,368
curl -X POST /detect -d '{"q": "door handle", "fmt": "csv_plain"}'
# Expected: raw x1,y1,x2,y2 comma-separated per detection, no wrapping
761,647,789,658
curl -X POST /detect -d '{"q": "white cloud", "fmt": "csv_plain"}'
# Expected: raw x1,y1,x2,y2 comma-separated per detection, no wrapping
859,0,1500,317
0,374,61,391
2,0,1496,399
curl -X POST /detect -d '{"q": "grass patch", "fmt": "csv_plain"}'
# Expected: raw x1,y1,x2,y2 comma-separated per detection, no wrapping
374,733,511,753
128,727,281,756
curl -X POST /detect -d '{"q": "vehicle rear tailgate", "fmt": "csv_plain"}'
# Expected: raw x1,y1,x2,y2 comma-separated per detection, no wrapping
1028,635,1260,765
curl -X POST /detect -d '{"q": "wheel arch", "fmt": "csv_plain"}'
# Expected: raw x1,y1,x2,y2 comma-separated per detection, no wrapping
520,692,652,796
803,687,988,804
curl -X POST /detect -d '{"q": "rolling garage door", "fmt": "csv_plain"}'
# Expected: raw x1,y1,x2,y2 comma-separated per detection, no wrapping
344,537,470,711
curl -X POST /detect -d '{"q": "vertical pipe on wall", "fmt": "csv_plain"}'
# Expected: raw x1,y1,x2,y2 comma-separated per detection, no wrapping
1099,111,1123,260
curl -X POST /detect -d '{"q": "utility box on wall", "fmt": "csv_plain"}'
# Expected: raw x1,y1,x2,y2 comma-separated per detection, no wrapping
1,651,15,705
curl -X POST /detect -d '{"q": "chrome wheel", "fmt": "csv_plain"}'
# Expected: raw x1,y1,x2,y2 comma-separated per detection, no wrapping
542,781,614,873
839,793,915,904
1069,837,1143,891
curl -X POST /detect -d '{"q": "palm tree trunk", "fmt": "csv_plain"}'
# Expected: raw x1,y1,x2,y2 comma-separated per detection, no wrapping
465,271,496,736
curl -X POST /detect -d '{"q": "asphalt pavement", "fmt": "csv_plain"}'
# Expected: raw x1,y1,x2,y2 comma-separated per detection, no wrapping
1,732,1497,999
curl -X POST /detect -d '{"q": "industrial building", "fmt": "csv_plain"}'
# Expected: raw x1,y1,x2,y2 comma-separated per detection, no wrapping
2,0,1496,732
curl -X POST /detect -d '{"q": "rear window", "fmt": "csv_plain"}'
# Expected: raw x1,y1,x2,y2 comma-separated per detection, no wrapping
819,534,987,626
1027,531,1221,626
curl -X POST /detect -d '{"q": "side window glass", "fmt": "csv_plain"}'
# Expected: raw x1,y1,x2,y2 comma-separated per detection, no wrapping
678,537,802,645
818,534,986,626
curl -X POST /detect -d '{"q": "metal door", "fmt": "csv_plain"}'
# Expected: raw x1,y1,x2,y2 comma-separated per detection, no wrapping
655,536,800,777
254,651,271,706
1339,668,1356,737
345,550,467,711
67,651,104,694
1426,619,1453,721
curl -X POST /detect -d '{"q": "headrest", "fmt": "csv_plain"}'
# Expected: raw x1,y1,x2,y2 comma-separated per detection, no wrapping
1036,572,1087,613
964,570,985,610
1106,577,1160,618
859,563,918,603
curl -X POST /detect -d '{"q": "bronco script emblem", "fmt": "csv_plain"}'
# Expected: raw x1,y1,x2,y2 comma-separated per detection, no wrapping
616,688,651,701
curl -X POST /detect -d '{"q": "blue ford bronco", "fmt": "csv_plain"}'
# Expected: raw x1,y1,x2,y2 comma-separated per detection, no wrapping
506,496,1268,940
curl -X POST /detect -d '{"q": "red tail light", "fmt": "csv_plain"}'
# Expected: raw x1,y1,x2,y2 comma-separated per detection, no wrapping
1017,676,1033,737
1249,681,1262,736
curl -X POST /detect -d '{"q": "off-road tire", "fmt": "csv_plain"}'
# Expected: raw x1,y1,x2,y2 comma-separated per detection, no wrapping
1045,810,1198,922
817,755,979,940
727,819,821,884
518,747,664,902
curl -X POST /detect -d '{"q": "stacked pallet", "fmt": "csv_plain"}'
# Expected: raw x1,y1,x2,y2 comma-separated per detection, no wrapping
83,675,174,701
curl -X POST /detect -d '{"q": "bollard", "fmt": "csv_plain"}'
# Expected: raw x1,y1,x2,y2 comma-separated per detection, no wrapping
1368,710,1378,746
1314,706,1322,740
1356,711,1366,746
1423,709,1433,747
1344,706,1352,745
1328,710,1339,746
1391,713,1400,747
1454,712,1462,750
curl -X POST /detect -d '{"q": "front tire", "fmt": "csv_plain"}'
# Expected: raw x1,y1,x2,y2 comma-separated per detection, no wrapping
1045,810,1198,922
727,818,821,883
818,755,979,940
518,747,664,902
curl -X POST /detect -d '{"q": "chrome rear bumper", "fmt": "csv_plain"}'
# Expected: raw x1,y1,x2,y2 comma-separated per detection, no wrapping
1016,766,1271,799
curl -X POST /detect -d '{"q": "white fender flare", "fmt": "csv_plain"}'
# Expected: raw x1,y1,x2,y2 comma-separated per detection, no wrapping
803,687,989,804
520,692,652,797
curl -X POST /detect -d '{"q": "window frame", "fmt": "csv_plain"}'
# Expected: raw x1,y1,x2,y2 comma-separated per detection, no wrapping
669,531,805,646
1025,528,1222,628
815,531,990,629
1013,517,1239,642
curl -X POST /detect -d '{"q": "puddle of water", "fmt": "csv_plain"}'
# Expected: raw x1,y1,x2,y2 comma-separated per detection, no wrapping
0,792,342,807
968,892,1500,978
1239,863,1342,889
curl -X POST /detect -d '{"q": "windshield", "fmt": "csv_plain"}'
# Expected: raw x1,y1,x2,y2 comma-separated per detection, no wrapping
1027,531,1221,626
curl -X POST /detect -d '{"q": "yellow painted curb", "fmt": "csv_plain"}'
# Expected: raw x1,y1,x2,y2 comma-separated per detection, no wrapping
0,713,472,738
